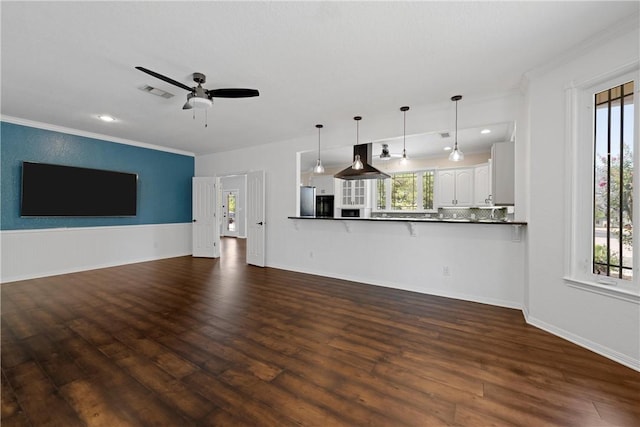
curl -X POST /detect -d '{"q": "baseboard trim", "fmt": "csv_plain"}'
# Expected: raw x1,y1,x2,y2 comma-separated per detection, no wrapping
1,252,192,284
523,311,640,372
267,262,522,310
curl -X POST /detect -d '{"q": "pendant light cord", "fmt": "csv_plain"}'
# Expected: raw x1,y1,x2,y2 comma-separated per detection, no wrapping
454,99,458,149
400,106,409,160
403,109,406,151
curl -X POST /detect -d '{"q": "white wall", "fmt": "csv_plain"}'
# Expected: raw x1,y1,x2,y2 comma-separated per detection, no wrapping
523,26,639,370
1,223,192,283
197,92,526,310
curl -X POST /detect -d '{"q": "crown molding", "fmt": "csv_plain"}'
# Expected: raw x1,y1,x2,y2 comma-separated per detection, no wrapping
0,115,195,157
525,13,639,81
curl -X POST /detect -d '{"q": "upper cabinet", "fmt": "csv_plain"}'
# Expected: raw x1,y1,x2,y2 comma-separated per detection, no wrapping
310,175,335,195
491,142,515,206
474,162,492,206
340,179,366,206
437,168,474,206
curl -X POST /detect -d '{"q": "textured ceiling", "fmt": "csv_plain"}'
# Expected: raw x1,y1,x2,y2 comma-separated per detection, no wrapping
1,1,637,155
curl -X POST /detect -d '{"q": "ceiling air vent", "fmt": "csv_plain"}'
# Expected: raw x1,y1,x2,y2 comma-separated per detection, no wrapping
138,85,174,99
440,132,450,138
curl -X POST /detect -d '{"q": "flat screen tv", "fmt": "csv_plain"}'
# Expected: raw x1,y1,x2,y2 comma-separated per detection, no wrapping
21,161,138,217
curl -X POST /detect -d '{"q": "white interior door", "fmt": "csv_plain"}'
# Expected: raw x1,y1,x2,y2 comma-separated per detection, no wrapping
247,170,265,266
192,177,220,258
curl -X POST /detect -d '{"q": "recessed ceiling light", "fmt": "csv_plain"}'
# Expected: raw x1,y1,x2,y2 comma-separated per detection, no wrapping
98,115,116,122
443,146,452,151
481,129,491,134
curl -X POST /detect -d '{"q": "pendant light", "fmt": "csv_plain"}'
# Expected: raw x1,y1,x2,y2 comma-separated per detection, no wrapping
313,124,325,174
352,116,364,170
449,95,464,162
400,106,409,163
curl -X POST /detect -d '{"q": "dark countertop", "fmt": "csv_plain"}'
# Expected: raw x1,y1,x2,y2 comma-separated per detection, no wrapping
288,216,527,225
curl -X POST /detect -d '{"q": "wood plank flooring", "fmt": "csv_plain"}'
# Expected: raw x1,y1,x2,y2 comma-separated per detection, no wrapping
2,237,639,426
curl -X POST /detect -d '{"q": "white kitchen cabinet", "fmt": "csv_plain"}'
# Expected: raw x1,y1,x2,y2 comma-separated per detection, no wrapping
474,162,492,206
340,179,366,206
309,175,335,195
491,142,515,205
437,168,474,206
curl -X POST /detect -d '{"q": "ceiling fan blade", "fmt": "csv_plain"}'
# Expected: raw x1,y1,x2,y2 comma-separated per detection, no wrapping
135,66,193,92
209,88,259,98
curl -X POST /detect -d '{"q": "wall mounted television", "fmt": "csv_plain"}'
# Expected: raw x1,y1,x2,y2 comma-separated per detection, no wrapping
21,161,138,217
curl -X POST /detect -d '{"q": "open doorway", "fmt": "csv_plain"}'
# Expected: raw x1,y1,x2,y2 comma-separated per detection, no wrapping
193,172,264,266
219,175,247,239
222,189,239,237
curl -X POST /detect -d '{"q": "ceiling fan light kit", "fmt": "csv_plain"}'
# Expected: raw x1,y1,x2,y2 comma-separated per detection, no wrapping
186,96,213,109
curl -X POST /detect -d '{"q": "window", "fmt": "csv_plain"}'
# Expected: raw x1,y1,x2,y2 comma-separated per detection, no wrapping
423,170,435,210
376,179,386,210
374,170,436,212
593,82,634,281
391,172,417,210
567,68,638,298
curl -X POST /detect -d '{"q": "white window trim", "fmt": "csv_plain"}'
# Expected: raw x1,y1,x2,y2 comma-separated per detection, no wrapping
564,62,640,302
372,169,438,213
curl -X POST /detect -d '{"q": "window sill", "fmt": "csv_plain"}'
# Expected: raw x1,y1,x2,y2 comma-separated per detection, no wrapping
564,277,640,304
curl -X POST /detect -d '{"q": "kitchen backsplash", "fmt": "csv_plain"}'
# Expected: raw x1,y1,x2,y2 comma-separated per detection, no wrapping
371,207,508,221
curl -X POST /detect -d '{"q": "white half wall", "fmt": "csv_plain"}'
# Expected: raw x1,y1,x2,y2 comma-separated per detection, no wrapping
283,219,525,309
1,223,192,283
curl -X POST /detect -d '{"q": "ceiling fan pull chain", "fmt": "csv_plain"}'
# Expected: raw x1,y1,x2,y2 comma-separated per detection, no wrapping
205,109,208,128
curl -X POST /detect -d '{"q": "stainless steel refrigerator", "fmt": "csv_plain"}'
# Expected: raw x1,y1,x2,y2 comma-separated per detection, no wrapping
299,186,316,217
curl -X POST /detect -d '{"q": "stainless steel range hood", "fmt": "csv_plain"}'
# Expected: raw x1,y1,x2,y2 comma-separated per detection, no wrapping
334,143,390,180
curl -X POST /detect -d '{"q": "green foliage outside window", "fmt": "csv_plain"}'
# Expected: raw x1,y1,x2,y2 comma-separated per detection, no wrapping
391,173,417,210
423,171,434,210
376,179,386,210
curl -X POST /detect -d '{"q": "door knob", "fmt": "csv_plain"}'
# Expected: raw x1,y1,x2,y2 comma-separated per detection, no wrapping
257,221,263,225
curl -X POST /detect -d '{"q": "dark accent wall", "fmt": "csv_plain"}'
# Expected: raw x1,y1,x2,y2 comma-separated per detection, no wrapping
1,122,194,230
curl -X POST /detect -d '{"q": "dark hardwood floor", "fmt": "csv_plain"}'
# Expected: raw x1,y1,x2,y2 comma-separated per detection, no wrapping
2,237,639,426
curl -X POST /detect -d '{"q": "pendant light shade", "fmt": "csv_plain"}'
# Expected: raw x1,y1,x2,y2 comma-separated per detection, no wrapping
400,106,409,163
352,117,364,170
313,124,325,174
353,154,364,170
449,95,464,162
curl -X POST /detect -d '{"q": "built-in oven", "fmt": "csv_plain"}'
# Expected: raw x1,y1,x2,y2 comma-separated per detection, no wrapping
316,195,334,218
341,208,360,218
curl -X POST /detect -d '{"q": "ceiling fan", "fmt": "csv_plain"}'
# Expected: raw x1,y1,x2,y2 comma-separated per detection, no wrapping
135,66,259,110
379,143,402,160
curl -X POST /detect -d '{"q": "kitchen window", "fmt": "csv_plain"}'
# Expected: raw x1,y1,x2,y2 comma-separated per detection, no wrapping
375,169,436,212
376,178,386,210
423,170,435,210
391,172,417,210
